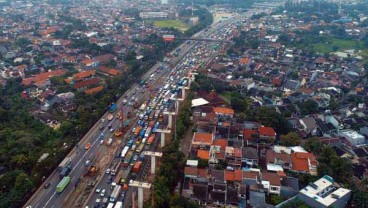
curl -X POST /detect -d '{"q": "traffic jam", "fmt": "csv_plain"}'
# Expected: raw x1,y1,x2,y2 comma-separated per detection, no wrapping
88,18,239,208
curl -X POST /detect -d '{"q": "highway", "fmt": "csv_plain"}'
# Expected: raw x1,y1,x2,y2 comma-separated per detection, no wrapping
25,10,257,208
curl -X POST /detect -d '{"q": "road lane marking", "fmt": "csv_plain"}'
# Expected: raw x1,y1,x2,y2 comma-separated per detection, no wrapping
43,192,56,208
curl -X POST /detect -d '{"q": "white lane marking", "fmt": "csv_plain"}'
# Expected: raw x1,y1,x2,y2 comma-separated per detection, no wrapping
42,192,56,208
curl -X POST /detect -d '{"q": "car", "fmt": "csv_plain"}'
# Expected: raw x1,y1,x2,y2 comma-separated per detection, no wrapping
100,189,105,197
44,182,51,189
107,176,113,183
108,124,112,129
85,160,91,166
85,143,92,150
100,140,104,145
105,168,111,174
109,128,114,133
133,155,138,161
95,186,102,193
99,126,104,131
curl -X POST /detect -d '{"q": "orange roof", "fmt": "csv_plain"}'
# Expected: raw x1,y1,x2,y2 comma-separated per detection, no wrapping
212,139,228,150
197,168,208,178
99,66,121,76
84,86,104,94
262,172,281,186
243,129,258,140
240,57,249,65
197,150,210,160
75,70,96,79
184,167,198,176
225,170,235,181
81,59,93,66
234,148,242,158
291,152,318,172
213,107,234,115
22,69,67,86
258,126,276,137
192,132,213,145
234,169,243,181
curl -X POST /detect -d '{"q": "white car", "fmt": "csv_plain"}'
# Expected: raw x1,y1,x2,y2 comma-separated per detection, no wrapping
100,189,105,197
95,186,101,193
105,168,111,174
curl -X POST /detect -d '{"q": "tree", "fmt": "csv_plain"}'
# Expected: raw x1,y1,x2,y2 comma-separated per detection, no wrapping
15,172,34,193
280,132,301,146
298,99,319,115
304,137,322,153
254,106,291,134
170,194,200,208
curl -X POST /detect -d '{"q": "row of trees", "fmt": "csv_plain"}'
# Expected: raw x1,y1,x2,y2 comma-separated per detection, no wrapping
147,92,198,208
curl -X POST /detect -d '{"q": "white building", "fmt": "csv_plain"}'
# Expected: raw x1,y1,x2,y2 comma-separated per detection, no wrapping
161,0,169,4
338,130,366,146
299,175,351,208
139,12,168,19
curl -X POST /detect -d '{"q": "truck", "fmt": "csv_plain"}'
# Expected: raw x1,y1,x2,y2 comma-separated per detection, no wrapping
56,176,71,193
158,113,164,123
107,114,114,121
106,137,113,146
107,203,114,208
110,185,122,202
111,160,121,176
58,157,71,170
132,161,142,173
147,134,155,145
139,129,145,138
109,103,117,113
114,170,124,185
134,126,142,135
139,103,146,111
136,143,144,153
149,111,155,120
123,151,134,167
144,127,152,138
154,110,160,119
114,202,123,208
59,160,72,179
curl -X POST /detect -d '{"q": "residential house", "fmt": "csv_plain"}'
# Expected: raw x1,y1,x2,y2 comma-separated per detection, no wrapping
242,147,259,167
262,172,282,195
291,152,318,176
258,126,277,140
298,175,351,208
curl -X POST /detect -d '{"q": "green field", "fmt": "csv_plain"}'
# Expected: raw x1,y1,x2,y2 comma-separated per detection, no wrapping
312,38,364,54
154,20,189,32
219,91,238,104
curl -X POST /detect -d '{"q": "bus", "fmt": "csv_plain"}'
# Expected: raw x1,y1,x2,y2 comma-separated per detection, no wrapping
110,185,121,202
123,151,134,166
121,146,129,158
56,176,71,193
114,201,123,208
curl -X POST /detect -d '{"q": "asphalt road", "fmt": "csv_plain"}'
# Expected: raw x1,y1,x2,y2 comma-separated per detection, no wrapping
25,11,256,208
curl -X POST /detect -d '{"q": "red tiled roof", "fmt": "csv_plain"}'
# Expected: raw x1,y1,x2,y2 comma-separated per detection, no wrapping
243,129,258,140
272,77,282,86
84,86,104,94
184,167,198,176
258,126,276,137
212,139,228,150
225,170,235,181
240,57,249,65
197,150,210,160
66,70,96,83
262,172,281,186
234,169,243,181
234,148,242,158
213,107,234,115
197,168,208,178
22,69,68,86
74,77,100,89
192,132,213,145
291,152,318,172
99,66,121,76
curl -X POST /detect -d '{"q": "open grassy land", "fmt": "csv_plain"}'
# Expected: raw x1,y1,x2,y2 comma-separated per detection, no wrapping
312,38,364,54
154,20,189,32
